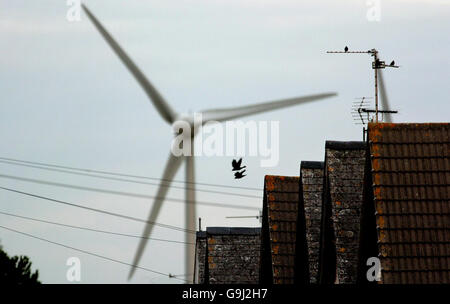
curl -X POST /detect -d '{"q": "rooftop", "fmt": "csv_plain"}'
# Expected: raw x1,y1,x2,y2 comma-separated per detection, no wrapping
260,175,300,284
366,122,450,284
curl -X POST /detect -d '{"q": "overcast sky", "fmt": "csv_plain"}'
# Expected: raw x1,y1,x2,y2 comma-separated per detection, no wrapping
0,0,449,283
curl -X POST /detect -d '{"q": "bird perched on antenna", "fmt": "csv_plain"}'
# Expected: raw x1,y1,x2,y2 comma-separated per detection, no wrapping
344,46,349,52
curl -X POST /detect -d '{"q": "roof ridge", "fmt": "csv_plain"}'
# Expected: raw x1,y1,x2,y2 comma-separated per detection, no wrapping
325,140,366,150
301,161,324,169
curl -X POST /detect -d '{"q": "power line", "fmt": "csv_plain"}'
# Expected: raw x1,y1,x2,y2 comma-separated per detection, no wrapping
0,210,195,245
0,173,260,211
0,156,262,191
0,224,187,282
0,186,196,234
0,159,262,199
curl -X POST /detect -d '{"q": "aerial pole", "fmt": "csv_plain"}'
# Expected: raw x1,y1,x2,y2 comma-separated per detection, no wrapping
373,50,379,122
327,47,398,122
226,210,262,223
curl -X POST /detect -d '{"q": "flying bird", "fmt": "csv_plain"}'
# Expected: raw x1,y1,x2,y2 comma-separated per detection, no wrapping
81,4,337,281
344,46,349,52
234,170,246,179
231,158,246,171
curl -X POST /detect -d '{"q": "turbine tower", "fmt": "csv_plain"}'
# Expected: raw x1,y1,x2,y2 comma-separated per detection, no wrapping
378,68,393,122
82,4,337,282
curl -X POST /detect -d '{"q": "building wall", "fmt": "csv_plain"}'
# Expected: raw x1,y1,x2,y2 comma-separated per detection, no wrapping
195,228,261,284
194,232,207,284
207,234,260,284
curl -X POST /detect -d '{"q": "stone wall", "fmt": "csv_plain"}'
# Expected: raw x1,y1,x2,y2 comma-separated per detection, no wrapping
300,161,324,283
325,141,366,284
195,227,261,284
194,231,207,284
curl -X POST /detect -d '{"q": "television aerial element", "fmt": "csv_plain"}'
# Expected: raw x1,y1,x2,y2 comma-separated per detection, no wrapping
352,97,398,126
352,97,372,125
351,96,397,140
327,47,399,123
82,4,337,281
226,210,263,223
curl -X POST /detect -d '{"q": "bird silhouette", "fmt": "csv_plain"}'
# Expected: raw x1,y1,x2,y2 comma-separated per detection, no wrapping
234,170,246,179
231,158,246,171
344,46,348,52
390,60,395,66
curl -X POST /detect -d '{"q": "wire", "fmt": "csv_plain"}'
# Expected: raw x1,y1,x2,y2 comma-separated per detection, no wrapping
0,210,195,245
0,156,262,191
0,224,187,282
0,186,196,234
0,173,260,211
0,159,262,199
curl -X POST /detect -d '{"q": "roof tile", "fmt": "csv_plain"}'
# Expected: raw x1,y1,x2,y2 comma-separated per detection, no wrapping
263,175,300,284
368,122,450,284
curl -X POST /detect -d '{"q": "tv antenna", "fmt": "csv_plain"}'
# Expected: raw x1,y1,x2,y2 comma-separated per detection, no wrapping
352,97,373,125
351,96,397,140
352,96,398,125
226,210,262,224
327,47,399,122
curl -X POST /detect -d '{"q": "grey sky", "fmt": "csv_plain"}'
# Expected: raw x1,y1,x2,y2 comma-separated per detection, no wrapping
0,0,448,283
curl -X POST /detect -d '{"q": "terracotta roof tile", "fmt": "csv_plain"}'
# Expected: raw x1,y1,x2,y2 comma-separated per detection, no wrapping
262,175,300,284
368,122,450,284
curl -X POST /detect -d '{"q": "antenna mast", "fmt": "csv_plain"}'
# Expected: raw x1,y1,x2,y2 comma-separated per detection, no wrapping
226,210,262,224
327,48,399,122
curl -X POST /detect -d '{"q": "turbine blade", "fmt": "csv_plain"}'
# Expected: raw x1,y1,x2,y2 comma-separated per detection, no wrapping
185,155,196,283
128,152,184,280
82,4,177,124
201,92,337,122
378,70,392,123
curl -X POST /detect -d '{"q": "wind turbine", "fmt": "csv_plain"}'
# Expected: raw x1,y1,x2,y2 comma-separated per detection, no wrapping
378,69,393,122
82,4,337,282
